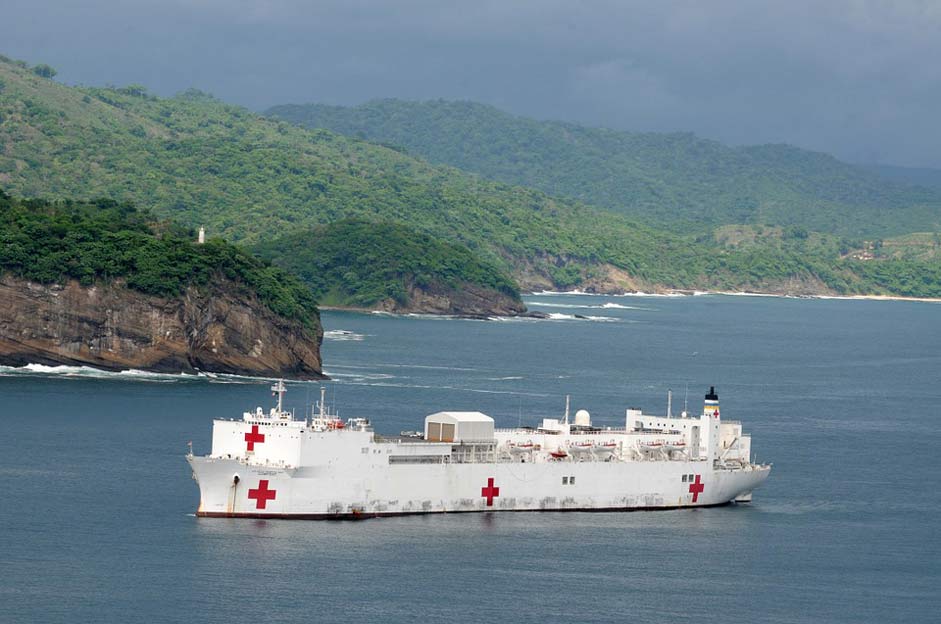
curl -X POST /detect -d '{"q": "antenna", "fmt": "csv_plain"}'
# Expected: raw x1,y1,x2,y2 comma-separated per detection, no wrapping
667,389,672,418
305,387,312,426
271,379,286,414
564,394,570,425
319,385,326,418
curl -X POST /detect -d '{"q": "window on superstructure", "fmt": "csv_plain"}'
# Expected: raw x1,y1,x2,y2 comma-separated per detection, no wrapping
562,477,569,485
682,474,688,482
570,476,575,485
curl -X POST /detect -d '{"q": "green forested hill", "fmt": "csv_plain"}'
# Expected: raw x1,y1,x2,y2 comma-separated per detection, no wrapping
1,55,940,299
0,55,694,290
0,190,318,326
863,164,941,190
267,99,941,238
254,220,524,313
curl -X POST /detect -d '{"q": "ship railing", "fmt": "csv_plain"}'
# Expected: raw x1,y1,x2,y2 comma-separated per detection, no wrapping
493,427,632,434
388,455,449,465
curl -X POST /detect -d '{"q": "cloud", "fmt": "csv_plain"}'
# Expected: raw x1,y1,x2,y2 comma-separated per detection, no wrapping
2,0,940,167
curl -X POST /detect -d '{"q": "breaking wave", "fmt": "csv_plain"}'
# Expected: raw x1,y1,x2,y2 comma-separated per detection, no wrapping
530,290,693,298
0,363,273,384
526,301,645,310
546,313,618,322
323,329,366,341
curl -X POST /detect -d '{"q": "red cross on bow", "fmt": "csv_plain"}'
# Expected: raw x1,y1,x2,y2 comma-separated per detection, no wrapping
244,425,265,452
248,479,277,509
481,477,500,506
688,474,705,503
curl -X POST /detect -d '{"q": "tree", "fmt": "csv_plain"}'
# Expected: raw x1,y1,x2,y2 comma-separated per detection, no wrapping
32,64,57,79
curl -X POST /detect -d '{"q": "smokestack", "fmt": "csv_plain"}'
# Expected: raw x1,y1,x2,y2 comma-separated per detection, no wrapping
703,386,720,418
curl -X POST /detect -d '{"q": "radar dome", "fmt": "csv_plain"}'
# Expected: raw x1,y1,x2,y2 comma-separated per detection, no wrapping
574,409,591,426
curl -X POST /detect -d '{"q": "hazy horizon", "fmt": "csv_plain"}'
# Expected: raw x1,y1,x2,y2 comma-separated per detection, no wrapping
3,1,940,169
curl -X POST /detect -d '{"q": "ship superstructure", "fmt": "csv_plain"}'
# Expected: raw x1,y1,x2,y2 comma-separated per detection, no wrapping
187,383,770,518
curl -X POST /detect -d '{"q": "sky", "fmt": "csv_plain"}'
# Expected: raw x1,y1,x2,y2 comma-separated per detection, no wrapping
3,0,940,168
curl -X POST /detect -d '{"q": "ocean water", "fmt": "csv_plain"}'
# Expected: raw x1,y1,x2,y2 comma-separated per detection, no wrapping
1,294,939,623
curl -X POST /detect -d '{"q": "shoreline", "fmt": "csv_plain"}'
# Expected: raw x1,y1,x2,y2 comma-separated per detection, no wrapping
526,289,941,303
319,305,549,319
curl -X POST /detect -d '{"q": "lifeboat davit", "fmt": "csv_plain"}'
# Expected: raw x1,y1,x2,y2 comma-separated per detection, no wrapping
592,441,618,455
569,441,594,455
638,441,664,452
662,441,687,452
509,442,535,454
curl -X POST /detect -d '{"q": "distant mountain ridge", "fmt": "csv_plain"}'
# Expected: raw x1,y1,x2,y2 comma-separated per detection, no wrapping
267,99,941,238
0,55,684,294
862,164,941,189
2,54,940,300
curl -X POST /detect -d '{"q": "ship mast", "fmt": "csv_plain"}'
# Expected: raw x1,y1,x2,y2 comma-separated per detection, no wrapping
271,379,287,415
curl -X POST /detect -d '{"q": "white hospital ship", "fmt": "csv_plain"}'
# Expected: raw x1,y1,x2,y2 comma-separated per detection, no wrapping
187,383,771,519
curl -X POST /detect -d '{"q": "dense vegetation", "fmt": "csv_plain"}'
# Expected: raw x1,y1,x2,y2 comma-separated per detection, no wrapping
1,54,939,300
255,220,521,308
0,189,318,326
0,54,706,288
267,99,941,238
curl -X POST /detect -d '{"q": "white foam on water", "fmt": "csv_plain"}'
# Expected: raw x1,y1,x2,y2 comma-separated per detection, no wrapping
529,289,591,296
0,363,275,384
323,329,366,341
531,290,691,298
526,301,645,311
322,370,396,383
546,313,618,322
612,291,690,298
814,294,941,303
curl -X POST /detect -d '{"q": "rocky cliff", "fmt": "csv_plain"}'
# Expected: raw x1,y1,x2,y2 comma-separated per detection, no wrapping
0,275,324,379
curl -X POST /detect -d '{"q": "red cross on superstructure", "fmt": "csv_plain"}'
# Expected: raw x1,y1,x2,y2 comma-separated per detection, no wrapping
688,474,705,503
481,477,500,507
244,425,265,451
248,479,277,509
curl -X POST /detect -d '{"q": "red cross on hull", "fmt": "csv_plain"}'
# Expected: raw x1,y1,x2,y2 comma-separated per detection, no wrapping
248,479,277,509
481,477,500,506
688,474,705,503
244,425,265,452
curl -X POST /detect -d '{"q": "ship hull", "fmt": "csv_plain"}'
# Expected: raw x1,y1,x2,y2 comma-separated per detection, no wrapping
188,454,770,520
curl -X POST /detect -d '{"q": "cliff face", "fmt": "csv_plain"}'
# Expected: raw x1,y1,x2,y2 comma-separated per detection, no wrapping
0,275,324,379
